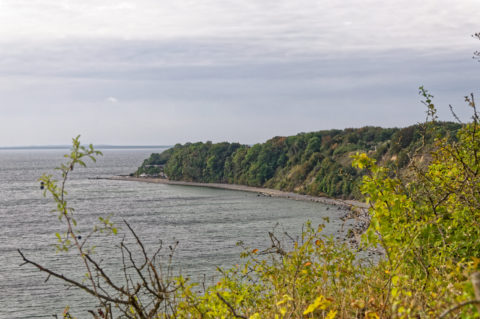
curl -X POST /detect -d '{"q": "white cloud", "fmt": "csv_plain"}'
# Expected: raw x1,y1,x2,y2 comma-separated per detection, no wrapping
0,0,478,53
106,97,118,103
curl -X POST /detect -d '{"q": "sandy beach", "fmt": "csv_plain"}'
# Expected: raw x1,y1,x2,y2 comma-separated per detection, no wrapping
103,176,368,210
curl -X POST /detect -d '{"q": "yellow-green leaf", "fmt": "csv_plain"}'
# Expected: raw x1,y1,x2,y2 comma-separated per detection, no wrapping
303,295,330,315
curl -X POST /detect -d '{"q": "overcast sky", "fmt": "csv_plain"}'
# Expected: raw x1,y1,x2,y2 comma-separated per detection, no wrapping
0,0,479,146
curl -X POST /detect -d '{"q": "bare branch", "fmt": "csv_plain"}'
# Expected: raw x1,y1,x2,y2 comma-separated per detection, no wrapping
439,300,480,318
216,292,247,319
18,249,130,305
449,104,464,124
84,254,127,295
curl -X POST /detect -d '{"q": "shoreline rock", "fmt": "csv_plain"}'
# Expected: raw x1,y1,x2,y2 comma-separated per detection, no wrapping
101,175,368,210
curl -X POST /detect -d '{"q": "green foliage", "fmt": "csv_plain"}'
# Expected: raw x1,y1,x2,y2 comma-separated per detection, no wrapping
135,149,174,176
137,123,461,199
160,141,244,182
175,223,375,318
38,136,108,252
351,93,480,317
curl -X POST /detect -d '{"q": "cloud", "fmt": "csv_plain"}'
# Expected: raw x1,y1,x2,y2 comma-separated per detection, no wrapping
0,0,479,146
0,0,478,52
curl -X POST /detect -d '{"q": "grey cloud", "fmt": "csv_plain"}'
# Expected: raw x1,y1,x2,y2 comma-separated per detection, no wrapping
1,0,478,51
0,38,476,80
0,0,479,146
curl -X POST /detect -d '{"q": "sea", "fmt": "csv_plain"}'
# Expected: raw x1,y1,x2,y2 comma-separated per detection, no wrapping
0,148,352,318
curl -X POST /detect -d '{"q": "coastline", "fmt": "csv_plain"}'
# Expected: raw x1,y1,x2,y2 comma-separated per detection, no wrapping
102,176,368,210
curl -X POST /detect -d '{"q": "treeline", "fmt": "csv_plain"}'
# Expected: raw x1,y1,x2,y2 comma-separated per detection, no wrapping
135,122,460,199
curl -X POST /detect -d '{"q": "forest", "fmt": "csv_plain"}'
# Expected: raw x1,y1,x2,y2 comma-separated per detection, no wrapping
135,122,461,199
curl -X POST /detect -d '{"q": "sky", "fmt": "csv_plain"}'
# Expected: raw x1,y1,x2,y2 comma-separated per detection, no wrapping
0,0,479,146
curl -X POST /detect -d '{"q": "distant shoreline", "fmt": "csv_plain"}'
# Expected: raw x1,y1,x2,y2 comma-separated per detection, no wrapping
0,145,171,150
102,176,368,210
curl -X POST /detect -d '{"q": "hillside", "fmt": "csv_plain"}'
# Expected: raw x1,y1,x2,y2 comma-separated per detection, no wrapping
134,122,461,199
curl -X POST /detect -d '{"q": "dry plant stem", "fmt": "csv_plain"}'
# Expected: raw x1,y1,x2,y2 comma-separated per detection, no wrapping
17,249,130,305
216,292,247,319
267,232,287,256
61,163,106,309
84,254,127,295
438,300,480,319
473,272,480,313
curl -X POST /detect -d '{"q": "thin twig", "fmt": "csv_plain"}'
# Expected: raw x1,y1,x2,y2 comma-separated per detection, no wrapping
216,292,247,319
438,300,480,318
17,249,130,305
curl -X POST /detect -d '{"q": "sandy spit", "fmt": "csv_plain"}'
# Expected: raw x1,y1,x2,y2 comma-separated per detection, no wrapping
102,176,368,210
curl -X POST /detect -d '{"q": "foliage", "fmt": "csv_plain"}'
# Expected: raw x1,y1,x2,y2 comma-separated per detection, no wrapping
351,92,480,318
135,149,175,176
136,123,461,199
174,223,383,319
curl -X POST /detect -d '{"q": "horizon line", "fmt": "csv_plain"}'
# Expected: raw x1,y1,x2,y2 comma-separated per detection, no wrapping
0,144,172,150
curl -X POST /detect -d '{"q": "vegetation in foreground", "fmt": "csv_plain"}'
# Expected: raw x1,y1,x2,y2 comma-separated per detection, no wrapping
135,120,461,200
17,90,480,318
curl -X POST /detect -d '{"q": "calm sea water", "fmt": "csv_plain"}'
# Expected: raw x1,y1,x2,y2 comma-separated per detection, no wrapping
0,149,351,318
